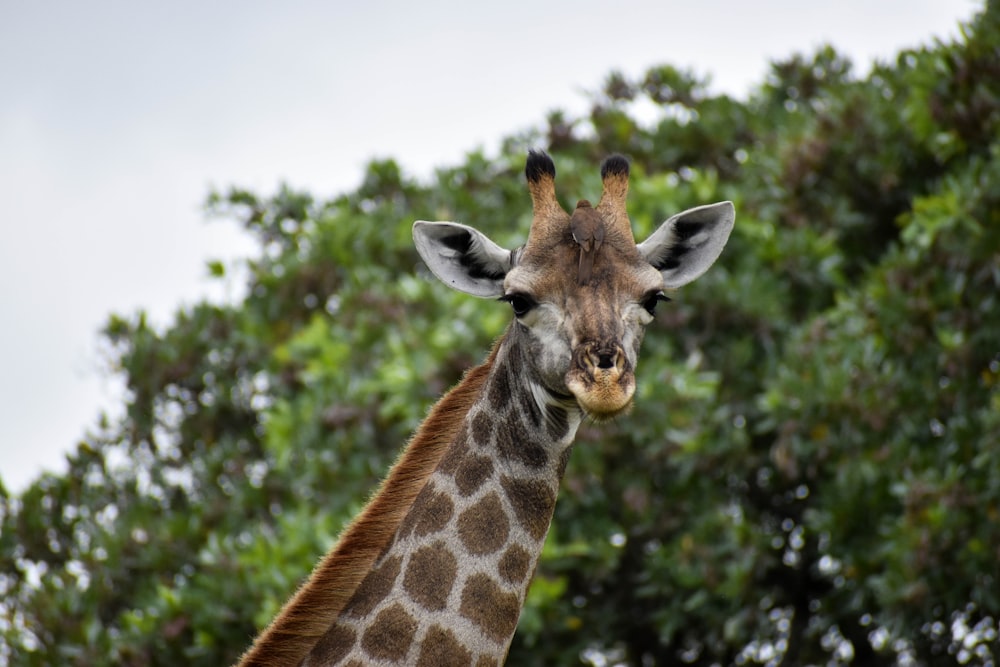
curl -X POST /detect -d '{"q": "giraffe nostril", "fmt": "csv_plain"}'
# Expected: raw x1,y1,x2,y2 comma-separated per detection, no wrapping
578,344,624,374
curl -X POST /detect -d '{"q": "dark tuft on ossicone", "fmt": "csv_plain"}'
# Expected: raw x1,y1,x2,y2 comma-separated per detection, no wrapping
600,154,630,179
525,150,556,183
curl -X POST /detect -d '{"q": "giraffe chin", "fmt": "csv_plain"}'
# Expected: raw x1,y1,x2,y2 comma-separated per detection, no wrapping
566,371,636,421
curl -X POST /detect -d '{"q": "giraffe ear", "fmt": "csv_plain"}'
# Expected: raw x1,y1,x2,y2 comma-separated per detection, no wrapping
413,221,513,297
636,201,734,289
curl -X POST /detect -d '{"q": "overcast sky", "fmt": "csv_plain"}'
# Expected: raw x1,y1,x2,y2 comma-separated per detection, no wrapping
0,0,978,493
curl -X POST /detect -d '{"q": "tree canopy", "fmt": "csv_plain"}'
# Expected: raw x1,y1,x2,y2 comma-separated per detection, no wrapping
2,4,999,665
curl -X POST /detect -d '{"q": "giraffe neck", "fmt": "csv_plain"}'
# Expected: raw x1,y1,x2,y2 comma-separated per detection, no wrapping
305,328,582,666
237,346,494,667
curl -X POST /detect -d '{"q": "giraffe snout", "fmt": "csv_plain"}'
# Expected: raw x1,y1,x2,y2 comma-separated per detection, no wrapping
565,342,635,419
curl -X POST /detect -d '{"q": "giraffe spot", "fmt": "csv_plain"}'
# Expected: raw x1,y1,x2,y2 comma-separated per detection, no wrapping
342,554,402,618
436,440,464,476
398,482,454,540
470,410,493,448
361,603,417,661
459,573,521,643
416,625,473,666
343,661,365,667
496,417,548,468
477,658,500,667
309,623,356,665
500,475,556,541
403,541,457,611
457,492,510,556
498,544,533,584
454,453,494,496
488,365,512,411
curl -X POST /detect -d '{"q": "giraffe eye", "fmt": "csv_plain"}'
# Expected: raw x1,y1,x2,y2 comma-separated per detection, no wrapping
642,292,670,315
500,293,535,317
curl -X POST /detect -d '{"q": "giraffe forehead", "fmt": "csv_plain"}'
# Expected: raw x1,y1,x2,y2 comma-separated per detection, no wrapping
506,240,661,302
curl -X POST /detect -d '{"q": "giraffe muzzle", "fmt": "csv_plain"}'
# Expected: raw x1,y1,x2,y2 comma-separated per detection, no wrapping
565,342,635,419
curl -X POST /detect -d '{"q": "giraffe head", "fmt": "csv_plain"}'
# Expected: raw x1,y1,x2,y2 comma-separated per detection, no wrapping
413,151,733,419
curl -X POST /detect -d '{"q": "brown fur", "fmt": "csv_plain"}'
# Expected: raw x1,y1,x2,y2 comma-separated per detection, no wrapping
236,345,497,667
570,200,605,285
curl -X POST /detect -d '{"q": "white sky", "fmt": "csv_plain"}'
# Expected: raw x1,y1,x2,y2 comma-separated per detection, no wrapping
0,0,979,493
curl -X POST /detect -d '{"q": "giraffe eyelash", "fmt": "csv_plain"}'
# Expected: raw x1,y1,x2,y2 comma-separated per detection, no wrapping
641,292,671,315
499,293,537,317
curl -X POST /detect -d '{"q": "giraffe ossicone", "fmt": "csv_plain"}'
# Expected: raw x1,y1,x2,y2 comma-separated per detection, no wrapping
237,151,734,666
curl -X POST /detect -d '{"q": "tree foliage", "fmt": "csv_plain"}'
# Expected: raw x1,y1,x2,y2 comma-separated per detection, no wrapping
3,4,999,665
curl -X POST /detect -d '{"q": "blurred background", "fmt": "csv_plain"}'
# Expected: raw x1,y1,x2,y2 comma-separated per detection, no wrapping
2,1,997,665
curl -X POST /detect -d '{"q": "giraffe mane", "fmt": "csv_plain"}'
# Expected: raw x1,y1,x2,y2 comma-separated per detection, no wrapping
236,344,498,667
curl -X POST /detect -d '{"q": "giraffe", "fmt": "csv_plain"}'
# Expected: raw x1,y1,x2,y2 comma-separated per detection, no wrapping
237,151,734,666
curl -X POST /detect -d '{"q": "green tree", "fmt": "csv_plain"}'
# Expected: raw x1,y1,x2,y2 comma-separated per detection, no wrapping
3,3,998,665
